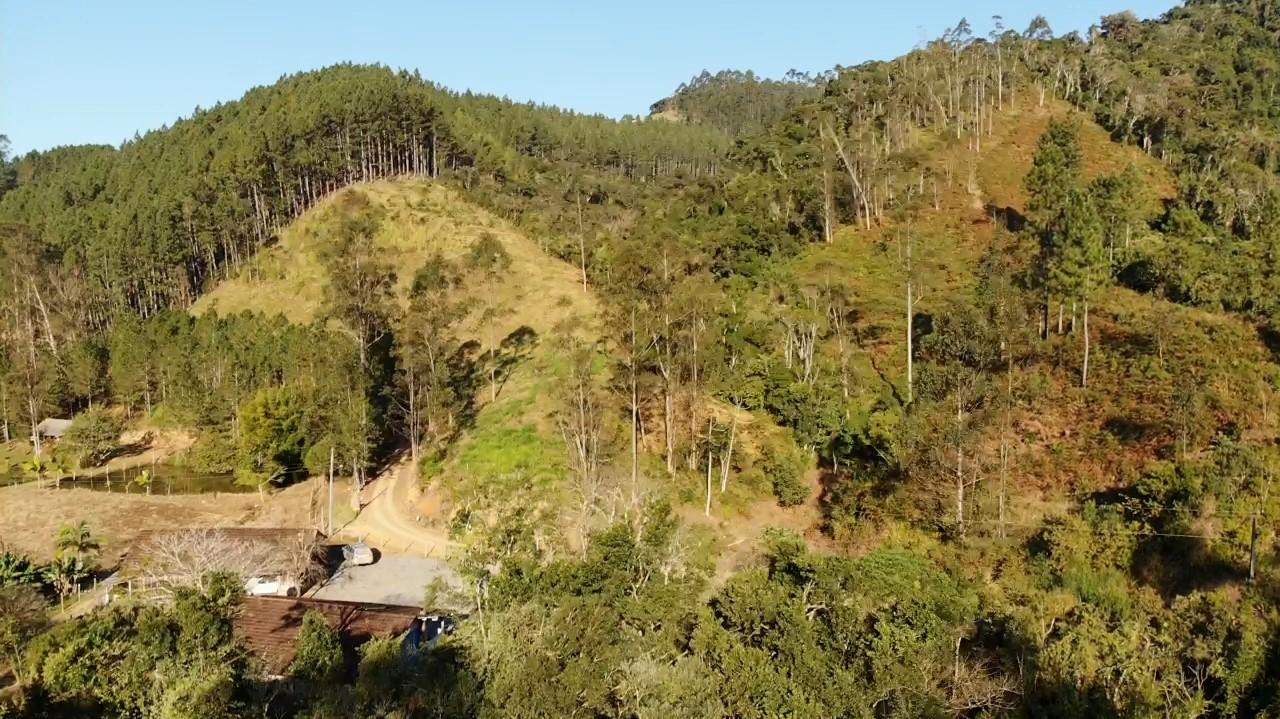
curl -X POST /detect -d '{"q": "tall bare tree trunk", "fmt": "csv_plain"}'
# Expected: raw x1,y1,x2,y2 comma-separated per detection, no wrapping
906,230,914,403
662,371,674,474
28,282,60,361
704,417,714,518
955,393,965,531
1,384,9,443
28,396,41,457
824,124,872,231
407,369,420,466
328,448,335,535
822,165,834,244
350,455,361,512
1082,301,1091,388
576,192,588,292
629,313,639,500
720,411,737,494
999,349,1012,540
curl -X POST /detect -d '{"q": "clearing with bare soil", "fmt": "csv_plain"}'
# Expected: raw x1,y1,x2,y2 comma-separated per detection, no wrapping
0,481,317,565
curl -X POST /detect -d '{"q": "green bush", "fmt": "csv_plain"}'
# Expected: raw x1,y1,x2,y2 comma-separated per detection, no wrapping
303,436,336,476
61,409,123,467
761,434,809,507
466,231,511,273
0,551,44,588
186,431,236,474
290,610,344,683
418,451,444,486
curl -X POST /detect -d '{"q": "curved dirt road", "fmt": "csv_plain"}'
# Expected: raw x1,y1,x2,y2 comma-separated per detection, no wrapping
338,457,456,558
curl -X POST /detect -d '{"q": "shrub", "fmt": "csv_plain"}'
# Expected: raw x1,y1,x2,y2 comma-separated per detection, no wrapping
466,232,511,273
291,610,344,683
761,435,809,507
0,551,43,588
303,436,336,477
61,409,124,467
418,451,444,486
187,431,236,474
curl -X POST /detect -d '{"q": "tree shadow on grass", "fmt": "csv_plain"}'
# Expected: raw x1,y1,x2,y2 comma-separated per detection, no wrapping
446,325,540,441
985,203,1027,232
1085,485,1247,600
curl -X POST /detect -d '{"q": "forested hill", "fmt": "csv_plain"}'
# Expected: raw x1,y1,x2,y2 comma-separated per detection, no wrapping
14,1,1280,716
0,64,727,324
648,69,826,136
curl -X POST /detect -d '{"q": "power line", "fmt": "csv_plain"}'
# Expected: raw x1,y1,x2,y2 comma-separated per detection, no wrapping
964,517,1248,541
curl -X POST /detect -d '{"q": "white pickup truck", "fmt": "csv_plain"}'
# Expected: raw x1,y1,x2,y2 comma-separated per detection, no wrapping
244,575,301,597
342,542,376,566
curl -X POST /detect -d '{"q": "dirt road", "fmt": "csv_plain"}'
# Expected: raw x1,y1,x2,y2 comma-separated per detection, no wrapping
337,457,456,558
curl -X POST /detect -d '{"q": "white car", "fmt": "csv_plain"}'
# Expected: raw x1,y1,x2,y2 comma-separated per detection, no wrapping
244,575,300,597
342,542,375,566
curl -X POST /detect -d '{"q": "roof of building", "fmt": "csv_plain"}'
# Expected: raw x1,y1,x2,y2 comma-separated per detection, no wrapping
36,418,73,438
234,595,421,675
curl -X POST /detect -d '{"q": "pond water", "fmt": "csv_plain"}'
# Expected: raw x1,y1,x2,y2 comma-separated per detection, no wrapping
52,463,249,494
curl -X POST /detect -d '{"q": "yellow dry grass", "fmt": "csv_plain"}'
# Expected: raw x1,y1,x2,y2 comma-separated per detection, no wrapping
0,479,322,565
193,180,599,340
786,97,1176,410
193,179,603,525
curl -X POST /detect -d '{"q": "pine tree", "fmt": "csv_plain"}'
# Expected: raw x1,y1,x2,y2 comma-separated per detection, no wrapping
1025,118,1083,338
1050,189,1106,387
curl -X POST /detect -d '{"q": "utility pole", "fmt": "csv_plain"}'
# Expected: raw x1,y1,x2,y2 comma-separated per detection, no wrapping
327,447,335,536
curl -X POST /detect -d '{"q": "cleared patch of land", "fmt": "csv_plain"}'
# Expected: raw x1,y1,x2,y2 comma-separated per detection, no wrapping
194,179,602,540
0,481,317,565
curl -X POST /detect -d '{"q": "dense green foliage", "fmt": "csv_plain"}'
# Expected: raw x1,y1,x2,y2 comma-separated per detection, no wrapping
10,1,1280,717
59,409,122,467
650,69,825,137
15,579,246,718
290,611,344,684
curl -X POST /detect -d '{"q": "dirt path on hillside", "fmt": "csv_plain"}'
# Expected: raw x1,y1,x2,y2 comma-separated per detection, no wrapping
337,457,457,558
684,468,830,588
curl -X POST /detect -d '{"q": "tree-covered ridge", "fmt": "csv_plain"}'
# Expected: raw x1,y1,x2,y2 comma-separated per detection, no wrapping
649,69,826,137
1073,1,1280,316
0,64,726,325
12,2,1280,717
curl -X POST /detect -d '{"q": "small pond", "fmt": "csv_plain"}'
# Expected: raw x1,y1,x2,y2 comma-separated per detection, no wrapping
52,463,249,494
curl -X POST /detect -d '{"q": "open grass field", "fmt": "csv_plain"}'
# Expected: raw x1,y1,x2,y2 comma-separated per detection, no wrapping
0,479,320,565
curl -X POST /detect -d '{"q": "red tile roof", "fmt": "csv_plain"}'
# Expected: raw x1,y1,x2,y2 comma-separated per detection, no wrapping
234,596,420,675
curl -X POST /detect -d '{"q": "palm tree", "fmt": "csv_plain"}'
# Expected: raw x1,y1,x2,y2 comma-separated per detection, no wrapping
43,554,87,608
133,469,154,496
54,521,100,563
21,455,67,489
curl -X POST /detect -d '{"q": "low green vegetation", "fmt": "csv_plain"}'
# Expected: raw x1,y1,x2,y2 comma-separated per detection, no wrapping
59,410,123,468
6,1,1280,716
0,522,100,613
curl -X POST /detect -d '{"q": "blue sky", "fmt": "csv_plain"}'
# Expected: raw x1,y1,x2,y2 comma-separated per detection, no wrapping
2,0,1175,155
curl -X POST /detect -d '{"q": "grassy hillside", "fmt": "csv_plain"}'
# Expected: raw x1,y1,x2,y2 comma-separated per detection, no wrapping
195,180,601,530
193,180,597,327
780,97,1280,536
